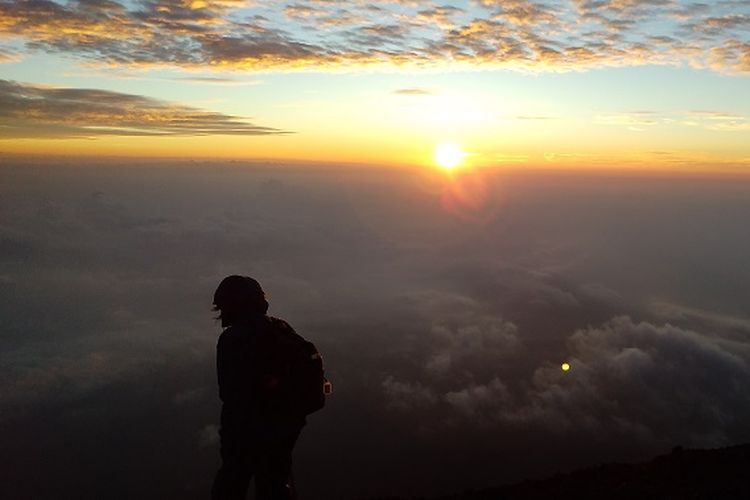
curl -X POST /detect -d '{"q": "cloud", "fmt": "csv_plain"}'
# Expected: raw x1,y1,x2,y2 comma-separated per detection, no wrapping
532,317,750,444
515,115,555,120
484,0,562,26
683,109,750,130
649,301,750,334
591,109,750,132
708,40,750,73
0,45,19,62
414,291,520,378
686,14,750,35
444,377,512,417
595,111,664,130
0,0,748,72
382,376,438,410
283,3,325,20
688,110,744,120
169,76,262,85
3,163,750,498
0,79,287,138
392,87,433,95
414,5,465,30
379,289,522,421
384,315,750,446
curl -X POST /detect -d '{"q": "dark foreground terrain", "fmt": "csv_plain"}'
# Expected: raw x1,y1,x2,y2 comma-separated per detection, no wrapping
373,444,750,500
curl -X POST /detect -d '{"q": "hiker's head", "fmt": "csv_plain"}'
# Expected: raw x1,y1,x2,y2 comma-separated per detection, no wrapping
213,275,269,327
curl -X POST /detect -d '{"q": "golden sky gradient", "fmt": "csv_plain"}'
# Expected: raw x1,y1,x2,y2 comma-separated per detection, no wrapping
0,0,748,171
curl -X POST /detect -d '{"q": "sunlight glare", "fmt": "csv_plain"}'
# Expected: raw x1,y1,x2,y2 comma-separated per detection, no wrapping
435,143,464,170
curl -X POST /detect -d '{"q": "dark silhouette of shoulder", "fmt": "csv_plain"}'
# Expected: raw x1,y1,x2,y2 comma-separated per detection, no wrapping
266,316,312,349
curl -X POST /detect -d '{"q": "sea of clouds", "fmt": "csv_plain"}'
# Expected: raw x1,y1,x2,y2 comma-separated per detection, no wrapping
2,159,750,499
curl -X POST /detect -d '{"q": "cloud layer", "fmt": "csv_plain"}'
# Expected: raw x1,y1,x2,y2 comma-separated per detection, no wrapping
3,163,750,498
385,315,750,446
0,0,748,72
0,79,285,138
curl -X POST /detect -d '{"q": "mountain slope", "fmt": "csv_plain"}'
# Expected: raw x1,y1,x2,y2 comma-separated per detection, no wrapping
374,444,750,500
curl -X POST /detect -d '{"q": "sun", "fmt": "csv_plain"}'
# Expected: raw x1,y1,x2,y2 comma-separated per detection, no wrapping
434,143,465,170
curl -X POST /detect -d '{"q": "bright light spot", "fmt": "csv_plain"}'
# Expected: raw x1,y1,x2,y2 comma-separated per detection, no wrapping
561,362,571,372
435,143,464,170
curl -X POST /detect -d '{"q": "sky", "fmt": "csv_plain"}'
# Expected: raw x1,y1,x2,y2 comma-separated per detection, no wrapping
0,0,749,169
2,2,750,500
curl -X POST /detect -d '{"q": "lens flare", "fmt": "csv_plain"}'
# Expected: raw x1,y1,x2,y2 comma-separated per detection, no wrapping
561,362,571,372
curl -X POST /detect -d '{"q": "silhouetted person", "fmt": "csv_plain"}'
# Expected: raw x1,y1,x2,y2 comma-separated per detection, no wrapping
211,275,327,500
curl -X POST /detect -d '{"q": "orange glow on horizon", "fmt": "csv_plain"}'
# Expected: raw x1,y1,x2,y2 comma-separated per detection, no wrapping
2,135,750,175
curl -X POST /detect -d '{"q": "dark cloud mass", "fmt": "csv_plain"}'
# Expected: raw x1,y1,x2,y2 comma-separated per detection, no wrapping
0,0,748,72
0,79,286,138
386,314,750,445
2,161,750,499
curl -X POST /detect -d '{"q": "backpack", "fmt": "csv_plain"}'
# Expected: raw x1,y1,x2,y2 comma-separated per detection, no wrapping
266,317,331,416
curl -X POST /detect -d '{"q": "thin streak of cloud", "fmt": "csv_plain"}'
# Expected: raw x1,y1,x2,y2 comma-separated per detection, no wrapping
0,79,289,139
0,46,20,62
393,87,434,95
595,111,663,127
688,110,743,119
516,115,555,120
169,76,263,85
593,109,750,132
